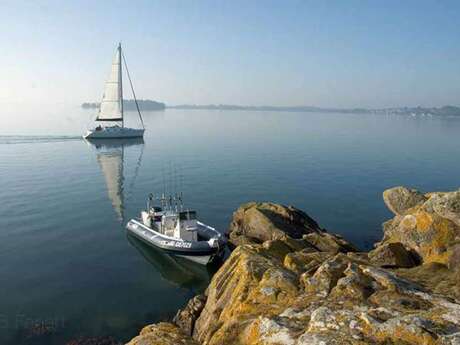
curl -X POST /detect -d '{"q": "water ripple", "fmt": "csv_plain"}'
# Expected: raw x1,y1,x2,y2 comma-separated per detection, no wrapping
0,135,82,145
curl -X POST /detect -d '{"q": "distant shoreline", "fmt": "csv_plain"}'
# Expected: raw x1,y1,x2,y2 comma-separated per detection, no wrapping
82,99,165,111
82,101,460,117
168,104,460,117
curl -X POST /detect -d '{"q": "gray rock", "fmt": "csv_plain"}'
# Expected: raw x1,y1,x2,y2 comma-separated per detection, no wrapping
383,186,427,215
173,294,206,336
432,191,460,227
368,242,417,268
449,244,460,272
227,202,323,247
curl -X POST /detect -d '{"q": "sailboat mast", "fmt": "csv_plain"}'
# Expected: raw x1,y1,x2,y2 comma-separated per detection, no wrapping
119,43,124,128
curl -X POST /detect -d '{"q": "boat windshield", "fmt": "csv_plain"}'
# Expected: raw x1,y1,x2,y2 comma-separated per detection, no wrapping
179,211,196,220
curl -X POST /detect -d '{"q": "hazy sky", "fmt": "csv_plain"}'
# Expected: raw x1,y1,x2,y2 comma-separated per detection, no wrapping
1,0,460,108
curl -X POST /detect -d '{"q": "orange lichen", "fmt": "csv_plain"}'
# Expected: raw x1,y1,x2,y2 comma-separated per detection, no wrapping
415,211,433,231
400,215,417,230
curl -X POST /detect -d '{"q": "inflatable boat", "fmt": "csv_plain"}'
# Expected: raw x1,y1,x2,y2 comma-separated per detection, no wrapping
126,194,225,265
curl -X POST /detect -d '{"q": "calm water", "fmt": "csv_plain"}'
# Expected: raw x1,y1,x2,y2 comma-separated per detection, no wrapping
1,106,459,344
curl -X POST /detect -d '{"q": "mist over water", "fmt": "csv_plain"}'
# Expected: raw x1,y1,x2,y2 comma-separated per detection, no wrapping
0,106,459,344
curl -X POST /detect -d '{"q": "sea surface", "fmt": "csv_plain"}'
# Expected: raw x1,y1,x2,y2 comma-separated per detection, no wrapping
0,105,459,344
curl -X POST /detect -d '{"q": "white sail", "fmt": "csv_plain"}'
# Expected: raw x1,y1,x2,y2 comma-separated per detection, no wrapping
96,149,124,220
97,45,123,121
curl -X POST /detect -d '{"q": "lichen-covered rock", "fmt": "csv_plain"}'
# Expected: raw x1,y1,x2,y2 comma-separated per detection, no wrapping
429,191,460,227
128,192,460,345
395,262,460,301
228,202,356,253
302,253,350,297
126,322,198,345
192,244,298,344
383,186,427,216
302,231,357,253
190,245,460,345
227,202,323,247
284,250,332,275
449,244,460,271
173,294,207,336
368,242,417,268
378,187,460,266
261,238,295,260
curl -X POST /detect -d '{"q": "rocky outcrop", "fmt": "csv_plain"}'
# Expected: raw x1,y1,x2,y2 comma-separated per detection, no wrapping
378,187,460,267
128,188,460,345
126,322,199,345
302,231,357,253
383,186,427,216
228,202,323,245
228,202,357,253
395,263,460,301
190,246,460,345
368,242,417,268
173,294,207,336
429,190,460,227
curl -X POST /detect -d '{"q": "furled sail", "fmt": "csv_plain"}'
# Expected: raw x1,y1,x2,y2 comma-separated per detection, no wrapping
97,46,123,121
96,148,124,220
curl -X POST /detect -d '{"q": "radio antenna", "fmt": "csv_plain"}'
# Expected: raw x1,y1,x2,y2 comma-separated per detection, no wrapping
162,164,166,198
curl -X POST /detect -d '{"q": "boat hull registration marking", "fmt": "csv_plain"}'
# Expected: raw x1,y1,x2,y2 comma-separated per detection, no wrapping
160,240,192,249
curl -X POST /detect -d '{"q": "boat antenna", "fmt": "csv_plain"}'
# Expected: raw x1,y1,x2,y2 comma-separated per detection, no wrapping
121,49,145,130
162,164,166,198
179,192,183,211
161,193,165,210
174,164,177,197
148,193,153,210
169,161,173,200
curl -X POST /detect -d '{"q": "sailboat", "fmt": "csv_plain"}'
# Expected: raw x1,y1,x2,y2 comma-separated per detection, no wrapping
84,43,145,139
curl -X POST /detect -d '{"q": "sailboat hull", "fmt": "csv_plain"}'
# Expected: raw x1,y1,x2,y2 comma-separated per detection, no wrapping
83,127,144,139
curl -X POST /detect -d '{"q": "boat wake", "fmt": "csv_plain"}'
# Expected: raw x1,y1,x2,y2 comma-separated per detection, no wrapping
0,135,83,145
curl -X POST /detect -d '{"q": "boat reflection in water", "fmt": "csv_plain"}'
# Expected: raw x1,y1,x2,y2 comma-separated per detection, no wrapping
85,137,144,222
86,137,215,288
127,233,214,291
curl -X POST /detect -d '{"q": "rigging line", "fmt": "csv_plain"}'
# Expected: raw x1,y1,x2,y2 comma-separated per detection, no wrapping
120,144,126,224
125,142,145,202
121,50,145,130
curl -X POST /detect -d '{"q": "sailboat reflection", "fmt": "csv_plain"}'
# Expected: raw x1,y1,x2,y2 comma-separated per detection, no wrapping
86,138,214,286
85,137,144,222
127,233,214,291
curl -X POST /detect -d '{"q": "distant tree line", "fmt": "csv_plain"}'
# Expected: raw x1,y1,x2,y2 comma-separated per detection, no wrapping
168,104,460,116
82,99,166,111
82,100,460,117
